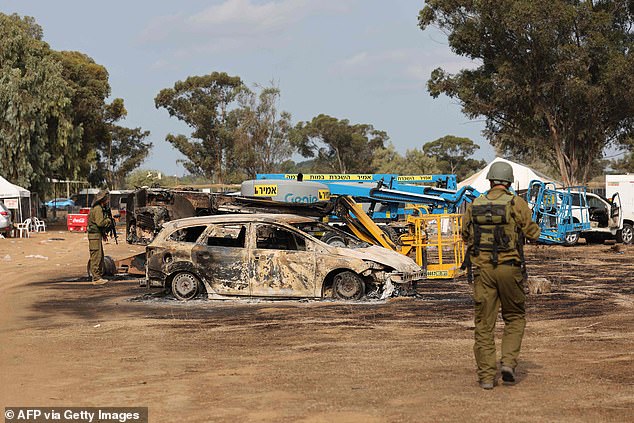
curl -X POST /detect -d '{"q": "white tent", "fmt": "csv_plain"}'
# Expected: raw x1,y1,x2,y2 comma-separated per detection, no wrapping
458,157,557,193
0,176,31,223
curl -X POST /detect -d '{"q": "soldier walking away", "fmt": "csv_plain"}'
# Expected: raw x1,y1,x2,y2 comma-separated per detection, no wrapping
88,189,113,285
461,162,541,390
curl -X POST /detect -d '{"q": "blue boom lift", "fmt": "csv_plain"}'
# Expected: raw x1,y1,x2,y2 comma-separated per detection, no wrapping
256,173,479,220
526,180,591,245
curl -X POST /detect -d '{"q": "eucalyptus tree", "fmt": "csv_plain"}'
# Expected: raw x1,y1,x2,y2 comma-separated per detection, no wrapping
292,114,388,173
155,72,244,184
231,83,293,179
0,14,78,192
419,0,634,185
422,135,486,179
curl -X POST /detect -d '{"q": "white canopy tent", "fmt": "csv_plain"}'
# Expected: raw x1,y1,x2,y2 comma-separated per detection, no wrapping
0,176,31,223
458,157,558,193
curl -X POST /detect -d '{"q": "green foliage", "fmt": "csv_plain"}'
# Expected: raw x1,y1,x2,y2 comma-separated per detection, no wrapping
108,126,152,188
422,135,486,179
372,143,441,174
155,72,245,184
291,114,388,173
0,13,151,194
419,0,634,185
231,83,293,178
610,140,634,172
55,50,111,183
124,169,175,189
0,13,78,193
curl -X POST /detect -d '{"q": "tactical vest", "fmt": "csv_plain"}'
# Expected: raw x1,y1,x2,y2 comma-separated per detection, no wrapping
470,191,519,265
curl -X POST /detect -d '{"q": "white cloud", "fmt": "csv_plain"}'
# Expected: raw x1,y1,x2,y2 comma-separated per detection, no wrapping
140,0,351,50
187,0,306,34
331,47,478,88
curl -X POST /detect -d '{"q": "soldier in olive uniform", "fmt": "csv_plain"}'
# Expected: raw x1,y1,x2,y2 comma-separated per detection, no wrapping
462,162,541,389
88,189,112,285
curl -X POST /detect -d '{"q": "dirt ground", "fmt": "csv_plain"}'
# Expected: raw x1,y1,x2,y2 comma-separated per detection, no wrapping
1,225,633,423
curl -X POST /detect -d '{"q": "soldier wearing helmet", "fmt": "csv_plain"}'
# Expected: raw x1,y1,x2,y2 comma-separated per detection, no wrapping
87,189,112,285
461,161,541,389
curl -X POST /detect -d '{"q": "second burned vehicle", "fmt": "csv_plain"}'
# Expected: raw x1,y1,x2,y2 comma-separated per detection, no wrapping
142,214,424,301
125,187,333,245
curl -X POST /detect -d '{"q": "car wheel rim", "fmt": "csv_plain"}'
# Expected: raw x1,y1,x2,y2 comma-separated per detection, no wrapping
624,227,633,243
334,274,363,299
173,274,198,299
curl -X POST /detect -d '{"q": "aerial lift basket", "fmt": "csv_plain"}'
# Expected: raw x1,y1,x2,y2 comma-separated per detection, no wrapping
403,213,465,279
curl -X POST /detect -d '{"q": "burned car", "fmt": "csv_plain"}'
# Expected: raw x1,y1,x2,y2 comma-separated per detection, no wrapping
143,214,424,301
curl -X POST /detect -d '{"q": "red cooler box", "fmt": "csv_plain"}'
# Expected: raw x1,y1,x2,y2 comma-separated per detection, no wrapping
67,213,88,232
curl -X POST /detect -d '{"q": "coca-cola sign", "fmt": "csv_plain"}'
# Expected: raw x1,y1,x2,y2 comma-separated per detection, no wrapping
69,215,87,224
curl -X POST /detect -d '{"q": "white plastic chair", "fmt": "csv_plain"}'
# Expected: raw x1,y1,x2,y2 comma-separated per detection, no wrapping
33,216,46,232
16,218,32,238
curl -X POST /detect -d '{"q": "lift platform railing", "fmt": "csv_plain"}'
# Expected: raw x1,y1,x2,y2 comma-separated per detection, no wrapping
526,180,591,244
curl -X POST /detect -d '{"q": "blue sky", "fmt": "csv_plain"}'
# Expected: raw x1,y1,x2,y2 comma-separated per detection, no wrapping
2,0,493,176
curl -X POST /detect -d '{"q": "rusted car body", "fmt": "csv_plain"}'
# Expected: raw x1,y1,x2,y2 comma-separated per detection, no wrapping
126,188,333,245
126,188,213,245
143,214,424,301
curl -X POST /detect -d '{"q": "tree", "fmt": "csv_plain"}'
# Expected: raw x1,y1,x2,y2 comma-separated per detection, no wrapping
55,50,111,185
108,126,152,188
56,52,147,189
372,144,441,174
419,0,634,186
422,135,486,179
0,13,148,194
155,72,245,184
0,13,78,193
125,169,174,189
610,140,634,173
231,83,293,178
291,114,388,173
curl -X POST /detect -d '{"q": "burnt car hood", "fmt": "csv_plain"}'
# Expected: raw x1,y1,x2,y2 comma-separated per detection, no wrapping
331,245,421,273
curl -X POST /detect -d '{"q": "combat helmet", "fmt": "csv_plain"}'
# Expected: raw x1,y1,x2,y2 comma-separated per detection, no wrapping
92,189,110,206
486,162,514,184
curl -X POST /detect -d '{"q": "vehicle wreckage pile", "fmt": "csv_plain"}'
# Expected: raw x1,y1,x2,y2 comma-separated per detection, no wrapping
118,171,632,302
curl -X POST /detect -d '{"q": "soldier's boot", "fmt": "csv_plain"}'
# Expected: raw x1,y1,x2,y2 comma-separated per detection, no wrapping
479,380,494,390
501,365,516,384
92,278,109,285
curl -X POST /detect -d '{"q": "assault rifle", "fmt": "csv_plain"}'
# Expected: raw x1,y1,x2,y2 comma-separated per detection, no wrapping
103,206,119,244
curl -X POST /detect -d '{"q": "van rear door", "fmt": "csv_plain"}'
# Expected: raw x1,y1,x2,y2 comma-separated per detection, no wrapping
609,193,622,234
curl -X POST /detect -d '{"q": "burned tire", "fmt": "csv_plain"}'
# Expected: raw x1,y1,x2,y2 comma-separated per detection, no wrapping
332,271,365,300
382,225,401,245
616,223,633,245
171,272,201,301
86,255,116,278
321,232,346,247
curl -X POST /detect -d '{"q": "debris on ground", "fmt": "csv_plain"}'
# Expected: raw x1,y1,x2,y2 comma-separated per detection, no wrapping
528,276,552,294
25,254,49,260
607,244,623,254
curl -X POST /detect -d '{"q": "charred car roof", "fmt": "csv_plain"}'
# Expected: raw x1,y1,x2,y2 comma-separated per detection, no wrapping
160,213,317,230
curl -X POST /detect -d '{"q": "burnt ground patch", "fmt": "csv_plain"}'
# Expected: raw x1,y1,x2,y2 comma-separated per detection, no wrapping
24,244,633,329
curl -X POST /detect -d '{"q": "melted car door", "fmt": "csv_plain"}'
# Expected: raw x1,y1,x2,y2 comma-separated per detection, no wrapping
192,223,250,296
250,223,316,297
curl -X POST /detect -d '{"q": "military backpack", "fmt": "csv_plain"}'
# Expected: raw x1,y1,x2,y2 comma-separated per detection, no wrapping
470,191,520,265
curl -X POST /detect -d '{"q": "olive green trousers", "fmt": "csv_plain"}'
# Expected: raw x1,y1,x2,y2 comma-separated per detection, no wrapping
472,263,526,383
88,236,104,281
